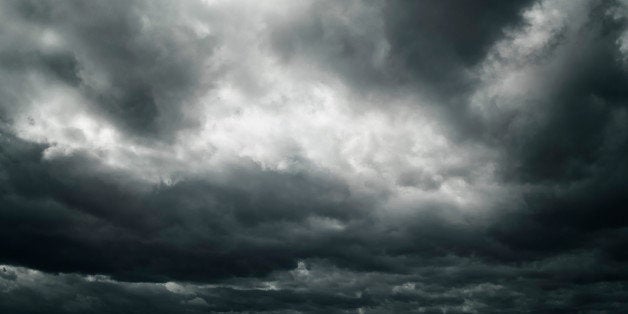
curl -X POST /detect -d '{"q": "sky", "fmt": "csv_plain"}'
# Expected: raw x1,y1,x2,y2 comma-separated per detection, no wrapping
0,0,627,313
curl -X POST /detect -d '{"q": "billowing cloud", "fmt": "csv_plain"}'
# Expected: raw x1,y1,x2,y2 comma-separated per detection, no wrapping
0,0,627,312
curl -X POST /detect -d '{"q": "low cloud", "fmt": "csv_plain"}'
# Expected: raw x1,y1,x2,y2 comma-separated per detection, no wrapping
0,0,627,312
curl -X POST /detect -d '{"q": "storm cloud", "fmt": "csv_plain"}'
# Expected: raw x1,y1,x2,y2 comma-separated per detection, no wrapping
1,0,627,312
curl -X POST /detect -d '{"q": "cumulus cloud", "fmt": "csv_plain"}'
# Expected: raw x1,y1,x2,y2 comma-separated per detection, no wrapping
0,0,627,312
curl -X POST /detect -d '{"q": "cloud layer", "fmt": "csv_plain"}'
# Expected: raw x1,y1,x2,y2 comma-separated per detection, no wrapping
0,0,627,312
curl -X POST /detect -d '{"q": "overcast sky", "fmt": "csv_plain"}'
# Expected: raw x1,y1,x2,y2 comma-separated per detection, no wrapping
0,0,627,313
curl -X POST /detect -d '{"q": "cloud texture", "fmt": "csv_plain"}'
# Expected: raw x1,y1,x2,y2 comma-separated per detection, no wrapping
0,0,627,312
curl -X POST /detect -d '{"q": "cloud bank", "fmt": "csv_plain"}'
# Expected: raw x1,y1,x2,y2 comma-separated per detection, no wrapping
0,0,627,312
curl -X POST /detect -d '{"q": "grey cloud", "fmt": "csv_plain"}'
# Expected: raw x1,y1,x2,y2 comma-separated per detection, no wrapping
0,0,627,312
269,0,535,99
0,130,575,284
2,0,217,139
269,0,395,93
2,253,628,313
383,0,535,94
479,0,628,259
0,131,371,282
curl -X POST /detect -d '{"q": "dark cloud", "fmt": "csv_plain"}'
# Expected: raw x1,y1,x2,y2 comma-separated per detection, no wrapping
495,0,628,183
1,0,217,139
383,0,535,93
0,131,370,282
0,131,499,281
0,0,627,312
482,0,628,263
2,255,628,313
267,0,540,143
269,0,535,98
